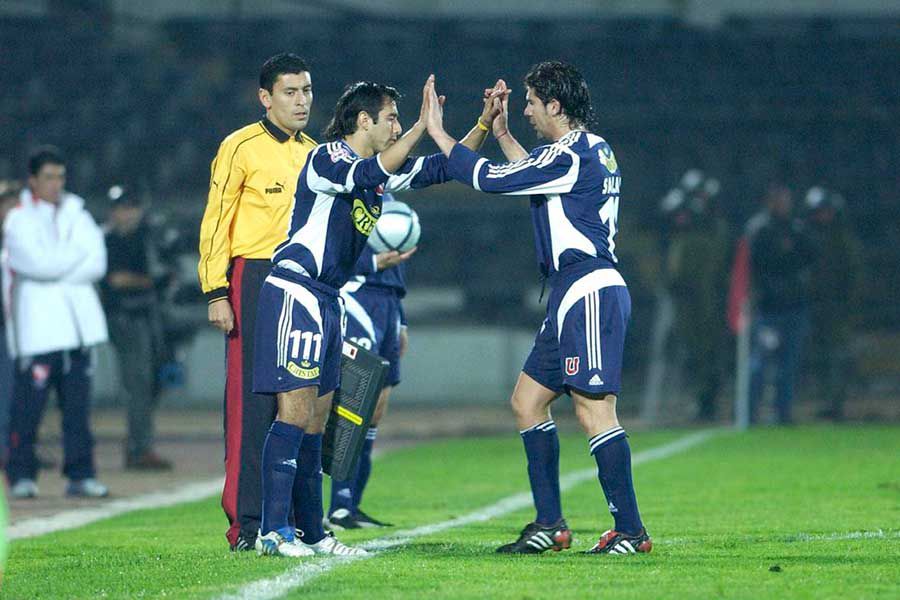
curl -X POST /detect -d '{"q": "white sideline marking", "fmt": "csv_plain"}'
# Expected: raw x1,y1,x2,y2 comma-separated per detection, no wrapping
8,478,224,540
8,447,407,541
791,530,899,542
659,529,900,546
217,430,716,600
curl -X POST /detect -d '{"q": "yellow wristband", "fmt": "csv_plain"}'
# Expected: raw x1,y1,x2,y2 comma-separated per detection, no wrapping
476,118,490,132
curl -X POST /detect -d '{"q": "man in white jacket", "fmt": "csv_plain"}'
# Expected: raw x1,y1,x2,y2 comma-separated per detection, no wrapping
2,147,110,498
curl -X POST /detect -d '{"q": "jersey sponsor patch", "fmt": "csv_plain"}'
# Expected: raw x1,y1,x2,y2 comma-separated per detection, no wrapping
565,356,580,376
351,198,379,236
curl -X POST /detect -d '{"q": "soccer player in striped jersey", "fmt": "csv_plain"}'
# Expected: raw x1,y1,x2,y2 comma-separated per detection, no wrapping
425,62,652,555
252,77,503,557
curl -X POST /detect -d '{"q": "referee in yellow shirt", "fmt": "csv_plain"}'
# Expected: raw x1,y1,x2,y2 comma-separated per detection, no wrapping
198,53,317,551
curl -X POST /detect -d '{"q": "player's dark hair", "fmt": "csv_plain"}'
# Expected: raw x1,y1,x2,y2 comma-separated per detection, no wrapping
259,53,310,93
27,146,66,176
323,82,401,141
524,60,595,129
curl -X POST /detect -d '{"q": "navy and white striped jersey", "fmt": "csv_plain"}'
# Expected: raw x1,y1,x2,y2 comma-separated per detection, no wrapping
272,141,448,290
447,130,622,278
347,194,408,296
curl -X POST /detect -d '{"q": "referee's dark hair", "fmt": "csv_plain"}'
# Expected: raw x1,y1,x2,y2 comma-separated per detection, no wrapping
524,60,595,130
323,82,401,141
28,145,66,176
259,53,310,93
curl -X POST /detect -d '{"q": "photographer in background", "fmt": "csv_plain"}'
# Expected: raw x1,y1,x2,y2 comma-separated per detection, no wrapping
804,187,864,421
103,185,172,471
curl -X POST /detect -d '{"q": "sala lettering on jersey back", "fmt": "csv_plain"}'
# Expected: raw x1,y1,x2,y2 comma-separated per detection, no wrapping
598,182,620,262
602,176,621,195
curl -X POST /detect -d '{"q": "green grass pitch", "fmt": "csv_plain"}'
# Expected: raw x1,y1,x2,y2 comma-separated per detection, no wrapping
4,426,898,599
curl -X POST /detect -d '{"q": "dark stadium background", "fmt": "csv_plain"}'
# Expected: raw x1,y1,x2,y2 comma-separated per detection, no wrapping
1,1,898,421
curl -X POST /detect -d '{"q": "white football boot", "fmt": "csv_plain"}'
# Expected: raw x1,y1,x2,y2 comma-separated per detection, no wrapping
256,531,315,557
303,532,368,556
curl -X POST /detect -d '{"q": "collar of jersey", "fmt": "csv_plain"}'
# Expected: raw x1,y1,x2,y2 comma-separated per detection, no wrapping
261,117,304,143
336,139,360,157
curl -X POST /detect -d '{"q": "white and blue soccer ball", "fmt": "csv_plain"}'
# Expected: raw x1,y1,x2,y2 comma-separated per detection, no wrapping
368,200,421,253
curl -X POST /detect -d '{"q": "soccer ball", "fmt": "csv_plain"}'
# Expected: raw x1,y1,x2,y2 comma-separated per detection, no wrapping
368,200,421,253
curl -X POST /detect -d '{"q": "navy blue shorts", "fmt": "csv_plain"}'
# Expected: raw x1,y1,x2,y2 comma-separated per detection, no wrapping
253,271,344,396
523,269,631,396
339,283,402,387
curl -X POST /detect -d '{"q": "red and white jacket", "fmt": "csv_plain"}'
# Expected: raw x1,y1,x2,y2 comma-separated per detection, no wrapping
2,188,108,358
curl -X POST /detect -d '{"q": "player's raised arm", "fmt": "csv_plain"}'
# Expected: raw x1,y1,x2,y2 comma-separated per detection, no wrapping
490,86,528,161
306,143,391,195
456,80,509,152
425,78,577,196
376,75,432,173
307,77,436,196
425,77,460,156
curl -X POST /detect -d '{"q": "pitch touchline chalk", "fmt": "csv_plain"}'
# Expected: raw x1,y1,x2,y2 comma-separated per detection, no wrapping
217,430,719,600
8,444,408,541
7,479,225,540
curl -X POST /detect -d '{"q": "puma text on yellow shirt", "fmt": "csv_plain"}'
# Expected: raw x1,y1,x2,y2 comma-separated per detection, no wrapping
198,118,317,301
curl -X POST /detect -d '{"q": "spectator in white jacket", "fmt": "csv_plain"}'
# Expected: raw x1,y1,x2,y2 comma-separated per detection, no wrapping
2,147,110,499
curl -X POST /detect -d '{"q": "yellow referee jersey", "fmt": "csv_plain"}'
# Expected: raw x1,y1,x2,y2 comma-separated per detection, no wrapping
198,118,317,301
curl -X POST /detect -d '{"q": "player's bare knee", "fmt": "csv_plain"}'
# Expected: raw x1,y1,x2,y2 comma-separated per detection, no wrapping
573,392,619,435
510,389,550,427
276,387,318,428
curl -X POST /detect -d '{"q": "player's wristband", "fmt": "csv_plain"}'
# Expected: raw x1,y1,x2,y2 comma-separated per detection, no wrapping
496,130,509,140
476,118,490,132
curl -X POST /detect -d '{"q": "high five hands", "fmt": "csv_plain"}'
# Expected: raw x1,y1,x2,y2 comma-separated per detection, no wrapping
485,80,511,139
483,79,510,137
423,76,510,155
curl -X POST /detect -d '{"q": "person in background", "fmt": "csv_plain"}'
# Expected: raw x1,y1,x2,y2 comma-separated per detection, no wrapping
0,180,22,467
3,147,109,498
804,187,864,421
663,171,731,422
103,185,173,470
748,183,817,425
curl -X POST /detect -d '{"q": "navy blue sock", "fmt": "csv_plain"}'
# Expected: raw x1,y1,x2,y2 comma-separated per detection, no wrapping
293,432,325,544
329,427,375,515
589,426,643,535
261,421,303,539
351,427,377,510
329,474,355,515
521,420,562,526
